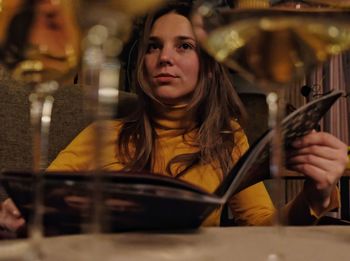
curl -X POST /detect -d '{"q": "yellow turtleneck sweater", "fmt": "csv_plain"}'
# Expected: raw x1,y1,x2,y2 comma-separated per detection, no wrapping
48,105,339,226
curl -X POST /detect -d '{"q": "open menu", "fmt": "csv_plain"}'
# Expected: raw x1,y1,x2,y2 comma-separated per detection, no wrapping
0,90,343,235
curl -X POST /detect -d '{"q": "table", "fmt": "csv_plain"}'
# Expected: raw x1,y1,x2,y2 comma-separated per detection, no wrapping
1,226,350,260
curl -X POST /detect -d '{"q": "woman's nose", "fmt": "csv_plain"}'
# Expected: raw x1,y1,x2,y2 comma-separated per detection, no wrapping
159,46,174,66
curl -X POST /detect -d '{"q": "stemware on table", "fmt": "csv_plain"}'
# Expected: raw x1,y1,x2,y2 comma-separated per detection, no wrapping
0,0,163,260
192,0,350,259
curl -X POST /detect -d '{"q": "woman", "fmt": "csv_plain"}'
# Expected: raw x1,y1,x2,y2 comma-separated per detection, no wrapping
1,2,348,231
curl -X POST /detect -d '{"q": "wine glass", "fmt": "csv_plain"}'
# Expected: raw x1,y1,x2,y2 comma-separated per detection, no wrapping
0,0,81,165
0,0,80,259
61,1,165,259
192,0,350,259
77,0,165,237
1,0,164,259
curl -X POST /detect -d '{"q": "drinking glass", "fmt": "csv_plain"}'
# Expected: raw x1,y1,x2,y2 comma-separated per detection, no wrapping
0,0,80,259
192,0,350,259
1,0,164,259
78,0,164,237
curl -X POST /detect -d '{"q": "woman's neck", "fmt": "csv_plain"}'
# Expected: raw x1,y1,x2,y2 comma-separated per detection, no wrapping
150,102,196,135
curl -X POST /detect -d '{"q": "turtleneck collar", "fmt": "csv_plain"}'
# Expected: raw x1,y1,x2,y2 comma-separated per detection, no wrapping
151,102,196,137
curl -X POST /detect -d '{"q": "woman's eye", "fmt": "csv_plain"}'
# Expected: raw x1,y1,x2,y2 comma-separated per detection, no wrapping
147,43,159,53
179,43,194,50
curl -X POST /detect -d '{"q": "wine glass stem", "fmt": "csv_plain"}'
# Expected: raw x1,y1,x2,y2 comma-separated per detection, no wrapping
266,90,286,225
30,94,55,171
82,51,103,234
82,49,121,233
28,83,56,260
266,90,286,261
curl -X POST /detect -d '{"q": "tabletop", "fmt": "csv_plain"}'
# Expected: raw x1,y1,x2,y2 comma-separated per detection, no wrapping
1,226,350,261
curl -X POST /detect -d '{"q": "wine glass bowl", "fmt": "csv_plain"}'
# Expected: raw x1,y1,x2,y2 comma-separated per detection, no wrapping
102,0,164,16
192,1,350,92
0,0,81,84
78,0,165,57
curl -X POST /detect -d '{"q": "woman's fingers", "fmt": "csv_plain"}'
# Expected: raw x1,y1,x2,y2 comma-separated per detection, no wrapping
2,199,21,217
292,132,348,156
288,144,342,161
288,162,336,190
287,131,348,214
1,215,25,232
0,199,25,232
287,153,344,182
289,132,348,179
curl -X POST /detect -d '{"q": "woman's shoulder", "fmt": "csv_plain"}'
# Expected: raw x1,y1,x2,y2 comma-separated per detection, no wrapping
84,120,124,132
48,119,126,172
229,119,243,131
229,119,247,140
229,119,249,156
70,120,125,144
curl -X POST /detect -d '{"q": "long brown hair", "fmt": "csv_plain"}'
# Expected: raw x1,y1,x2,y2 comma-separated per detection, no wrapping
118,2,245,179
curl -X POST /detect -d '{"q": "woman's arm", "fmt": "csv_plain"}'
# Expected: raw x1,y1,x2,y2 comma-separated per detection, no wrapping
228,130,348,226
48,120,123,172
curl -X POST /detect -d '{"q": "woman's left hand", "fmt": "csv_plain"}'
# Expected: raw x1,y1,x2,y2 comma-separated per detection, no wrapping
287,131,349,215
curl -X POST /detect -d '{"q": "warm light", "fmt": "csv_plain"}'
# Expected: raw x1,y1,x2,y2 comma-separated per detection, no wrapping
234,0,270,8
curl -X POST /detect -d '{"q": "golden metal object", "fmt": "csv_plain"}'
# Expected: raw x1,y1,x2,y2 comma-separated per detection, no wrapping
0,0,165,83
0,0,81,83
108,0,164,16
234,0,270,8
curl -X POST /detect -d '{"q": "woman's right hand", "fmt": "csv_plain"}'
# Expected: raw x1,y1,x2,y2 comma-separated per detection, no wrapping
0,198,25,232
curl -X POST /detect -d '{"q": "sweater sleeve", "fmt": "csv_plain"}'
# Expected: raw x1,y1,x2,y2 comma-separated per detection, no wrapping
47,123,99,171
281,185,340,225
228,122,276,225
229,182,276,226
47,120,123,172
229,181,340,226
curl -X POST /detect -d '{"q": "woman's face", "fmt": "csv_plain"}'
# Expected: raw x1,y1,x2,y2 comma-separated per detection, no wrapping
144,12,200,105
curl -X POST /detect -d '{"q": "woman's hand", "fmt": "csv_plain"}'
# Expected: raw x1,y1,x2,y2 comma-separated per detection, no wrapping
0,198,25,232
287,131,349,215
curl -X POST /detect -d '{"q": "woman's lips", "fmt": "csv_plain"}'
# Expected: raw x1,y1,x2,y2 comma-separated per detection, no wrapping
154,73,178,83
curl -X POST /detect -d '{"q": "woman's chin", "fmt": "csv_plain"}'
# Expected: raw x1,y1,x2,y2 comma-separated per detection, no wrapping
153,95,189,106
